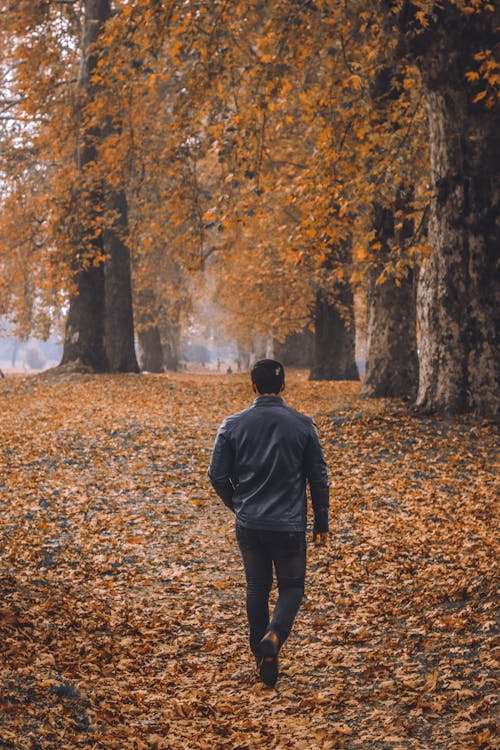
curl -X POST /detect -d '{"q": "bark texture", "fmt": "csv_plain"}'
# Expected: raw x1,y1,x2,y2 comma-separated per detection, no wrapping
362,201,419,400
62,266,106,370
102,192,139,372
61,0,109,370
402,2,499,414
363,271,418,400
309,288,359,381
62,0,138,373
135,289,164,373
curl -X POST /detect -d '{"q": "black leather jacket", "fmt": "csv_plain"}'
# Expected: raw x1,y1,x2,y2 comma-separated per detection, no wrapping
208,396,329,532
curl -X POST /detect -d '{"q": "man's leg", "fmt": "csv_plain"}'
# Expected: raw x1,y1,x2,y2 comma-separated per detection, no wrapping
235,524,273,660
267,531,306,647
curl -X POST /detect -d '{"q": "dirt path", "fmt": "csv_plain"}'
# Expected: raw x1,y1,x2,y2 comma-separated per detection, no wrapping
0,372,497,749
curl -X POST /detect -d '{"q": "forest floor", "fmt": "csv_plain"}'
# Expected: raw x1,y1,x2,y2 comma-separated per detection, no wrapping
0,371,498,750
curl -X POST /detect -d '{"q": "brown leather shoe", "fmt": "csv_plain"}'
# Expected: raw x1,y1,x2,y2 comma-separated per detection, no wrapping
258,630,280,687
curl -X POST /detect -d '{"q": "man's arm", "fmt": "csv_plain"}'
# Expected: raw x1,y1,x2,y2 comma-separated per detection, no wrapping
208,423,236,511
304,420,329,541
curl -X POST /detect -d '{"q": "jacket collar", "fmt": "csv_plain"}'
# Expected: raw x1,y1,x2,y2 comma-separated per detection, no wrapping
253,395,285,407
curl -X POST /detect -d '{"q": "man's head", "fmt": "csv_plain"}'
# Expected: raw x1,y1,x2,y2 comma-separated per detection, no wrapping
251,359,285,395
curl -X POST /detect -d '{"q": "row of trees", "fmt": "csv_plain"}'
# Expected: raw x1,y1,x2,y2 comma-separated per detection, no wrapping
0,0,498,414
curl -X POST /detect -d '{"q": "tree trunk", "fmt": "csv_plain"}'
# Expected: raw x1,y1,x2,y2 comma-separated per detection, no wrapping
137,325,164,372
362,200,419,400
403,3,499,414
237,345,250,370
161,319,181,371
363,267,418,399
11,340,19,368
61,0,109,371
135,289,164,373
309,287,359,381
102,191,139,372
61,265,106,370
274,329,314,368
61,0,138,373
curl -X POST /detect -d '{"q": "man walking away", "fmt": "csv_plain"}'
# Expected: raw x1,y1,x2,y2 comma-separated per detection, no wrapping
208,359,329,687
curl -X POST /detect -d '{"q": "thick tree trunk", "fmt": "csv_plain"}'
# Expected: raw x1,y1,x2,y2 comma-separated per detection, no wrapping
61,266,106,370
403,3,499,414
61,0,138,373
363,267,418,399
135,289,164,373
309,287,359,381
362,201,419,400
102,192,139,372
274,329,314,368
61,0,109,371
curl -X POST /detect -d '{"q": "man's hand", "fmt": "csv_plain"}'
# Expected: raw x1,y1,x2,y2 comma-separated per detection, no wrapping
312,526,329,546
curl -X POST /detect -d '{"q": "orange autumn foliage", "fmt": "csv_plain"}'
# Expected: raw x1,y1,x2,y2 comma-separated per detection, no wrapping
0,0,495,347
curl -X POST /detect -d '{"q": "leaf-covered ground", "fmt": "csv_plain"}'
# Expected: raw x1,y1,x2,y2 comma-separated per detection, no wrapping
0,371,498,750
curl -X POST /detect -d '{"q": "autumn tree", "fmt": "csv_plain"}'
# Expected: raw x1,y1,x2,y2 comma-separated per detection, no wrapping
308,243,359,382
3,0,497,411
57,0,108,371
274,329,314,369
392,0,499,414
0,1,75,340
360,59,426,400
362,193,420,399
219,0,498,408
61,0,138,372
0,0,139,372
106,3,221,372
178,0,364,380
182,1,431,384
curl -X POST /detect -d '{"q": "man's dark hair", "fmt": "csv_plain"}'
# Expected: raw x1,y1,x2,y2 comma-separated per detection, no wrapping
251,359,285,394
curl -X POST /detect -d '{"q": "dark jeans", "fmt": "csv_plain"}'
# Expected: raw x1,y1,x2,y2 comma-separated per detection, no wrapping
236,523,306,659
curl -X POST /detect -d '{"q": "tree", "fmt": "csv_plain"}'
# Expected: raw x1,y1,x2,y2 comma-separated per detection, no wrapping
0,1,78,341
135,288,164,373
182,1,365,379
359,57,424,400
309,241,360,382
362,196,419,398
3,0,496,411
61,0,138,372
1,0,139,372
395,0,499,414
274,329,314,368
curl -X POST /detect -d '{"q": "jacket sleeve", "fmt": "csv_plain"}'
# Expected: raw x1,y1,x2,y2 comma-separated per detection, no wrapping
208,421,236,511
304,420,329,532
